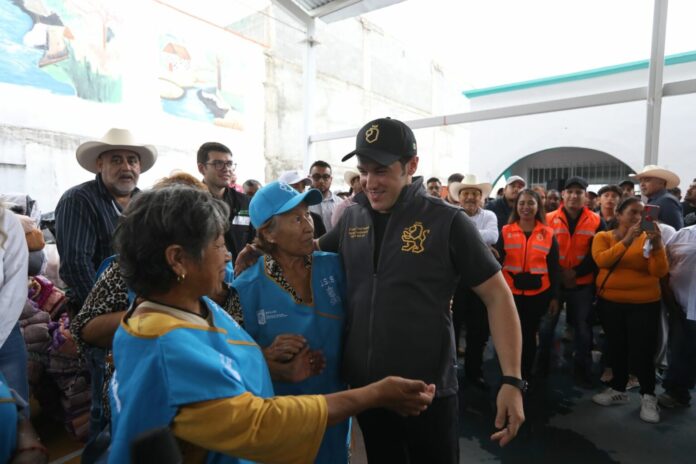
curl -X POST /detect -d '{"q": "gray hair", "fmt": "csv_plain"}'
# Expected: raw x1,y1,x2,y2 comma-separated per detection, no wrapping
114,186,229,297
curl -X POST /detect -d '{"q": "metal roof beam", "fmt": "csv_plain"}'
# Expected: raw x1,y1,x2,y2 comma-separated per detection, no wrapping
307,0,361,17
273,0,313,27
309,79,696,143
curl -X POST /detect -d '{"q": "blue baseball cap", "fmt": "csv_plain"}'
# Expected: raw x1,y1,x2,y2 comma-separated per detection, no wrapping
249,181,323,228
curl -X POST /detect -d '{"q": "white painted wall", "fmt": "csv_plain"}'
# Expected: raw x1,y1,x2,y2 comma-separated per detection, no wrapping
467,61,696,190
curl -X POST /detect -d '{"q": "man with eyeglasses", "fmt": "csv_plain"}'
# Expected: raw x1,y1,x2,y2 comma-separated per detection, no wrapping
308,160,341,232
197,142,255,261
56,128,158,311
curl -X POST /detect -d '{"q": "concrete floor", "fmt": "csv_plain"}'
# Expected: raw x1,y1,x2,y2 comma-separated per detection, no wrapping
41,327,696,464
353,331,696,464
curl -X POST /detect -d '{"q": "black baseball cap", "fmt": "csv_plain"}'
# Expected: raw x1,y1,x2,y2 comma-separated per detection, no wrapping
597,184,622,197
619,179,635,187
564,176,589,190
342,117,417,165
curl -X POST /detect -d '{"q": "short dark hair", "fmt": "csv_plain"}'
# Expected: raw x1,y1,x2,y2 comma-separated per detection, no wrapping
310,160,331,172
509,189,546,225
447,173,464,184
197,142,232,165
616,196,641,215
426,177,441,185
609,196,642,230
243,179,262,188
114,186,229,298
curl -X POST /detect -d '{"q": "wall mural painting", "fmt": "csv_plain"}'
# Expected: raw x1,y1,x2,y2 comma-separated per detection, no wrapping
0,0,123,102
158,33,247,131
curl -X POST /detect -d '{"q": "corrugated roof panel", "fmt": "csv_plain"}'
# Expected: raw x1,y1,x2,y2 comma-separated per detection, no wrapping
295,0,333,11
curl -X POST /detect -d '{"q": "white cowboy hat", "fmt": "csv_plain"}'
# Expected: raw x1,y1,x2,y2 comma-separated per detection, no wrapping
76,128,158,174
343,170,360,185
449,174,493,200
278,169,311,186
629,165,680,189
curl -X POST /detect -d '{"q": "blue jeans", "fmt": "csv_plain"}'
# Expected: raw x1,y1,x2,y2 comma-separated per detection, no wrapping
662,314,696,403
538,285,595,374
0,324,29,418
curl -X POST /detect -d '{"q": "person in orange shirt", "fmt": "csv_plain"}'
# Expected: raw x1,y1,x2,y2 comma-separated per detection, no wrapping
497,189,560,380
590,196,668,424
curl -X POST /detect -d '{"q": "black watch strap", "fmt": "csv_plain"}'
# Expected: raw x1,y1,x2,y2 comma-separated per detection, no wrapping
501,376,528,393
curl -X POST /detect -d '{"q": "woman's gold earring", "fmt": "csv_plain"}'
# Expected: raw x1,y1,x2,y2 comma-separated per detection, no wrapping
177,273,186,282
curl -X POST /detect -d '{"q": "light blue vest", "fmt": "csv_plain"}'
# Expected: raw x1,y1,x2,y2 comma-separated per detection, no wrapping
0,373,18,464
234,251,348,464
109,297,272,464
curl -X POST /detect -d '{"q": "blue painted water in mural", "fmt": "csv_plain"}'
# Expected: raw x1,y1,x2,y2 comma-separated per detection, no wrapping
0,1,74,94
161,87,214,123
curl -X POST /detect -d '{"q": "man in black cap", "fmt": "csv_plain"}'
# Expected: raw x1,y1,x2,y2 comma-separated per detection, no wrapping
486,175,527,233
318,117,524,462
597,184,622,227
619,179,636,199
538,176,606,386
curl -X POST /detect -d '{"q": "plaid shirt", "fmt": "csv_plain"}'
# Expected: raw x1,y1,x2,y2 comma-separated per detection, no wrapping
55,174,136,308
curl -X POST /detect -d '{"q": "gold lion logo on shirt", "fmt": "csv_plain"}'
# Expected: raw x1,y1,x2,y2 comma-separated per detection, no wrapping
401,221,430,254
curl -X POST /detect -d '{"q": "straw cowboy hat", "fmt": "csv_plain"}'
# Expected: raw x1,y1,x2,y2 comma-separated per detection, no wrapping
343,170,360,185
449,174,493,200
76,128,157,174
629,165,680,189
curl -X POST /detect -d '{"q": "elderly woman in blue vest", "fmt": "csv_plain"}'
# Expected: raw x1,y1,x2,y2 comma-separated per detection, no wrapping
231,181,349,464
497,189,560,380
109,186,435,464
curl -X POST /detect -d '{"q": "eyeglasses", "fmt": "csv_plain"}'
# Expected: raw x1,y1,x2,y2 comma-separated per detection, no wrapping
206,160,237,170
311,174,331,181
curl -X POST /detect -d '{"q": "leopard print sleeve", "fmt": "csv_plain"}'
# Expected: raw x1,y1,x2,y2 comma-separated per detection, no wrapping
222,285,244,327
70,260,129,357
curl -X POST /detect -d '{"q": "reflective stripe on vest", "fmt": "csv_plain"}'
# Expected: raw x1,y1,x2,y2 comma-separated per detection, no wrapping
501,221,554,296
576,229,595,236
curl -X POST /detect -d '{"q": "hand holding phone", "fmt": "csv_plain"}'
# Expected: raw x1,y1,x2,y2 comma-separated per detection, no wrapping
641,205,660,232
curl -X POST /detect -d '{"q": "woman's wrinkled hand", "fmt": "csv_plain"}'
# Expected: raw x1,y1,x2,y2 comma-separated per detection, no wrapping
282,347,326,383
264,334,307,363
234,244,262,277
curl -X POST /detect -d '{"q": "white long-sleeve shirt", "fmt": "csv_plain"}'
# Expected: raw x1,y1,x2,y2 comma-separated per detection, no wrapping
666,225,696,321
0,208,29,348
465,208,499,246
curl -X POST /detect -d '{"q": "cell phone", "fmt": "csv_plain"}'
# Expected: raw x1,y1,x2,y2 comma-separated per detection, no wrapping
641,205,660,231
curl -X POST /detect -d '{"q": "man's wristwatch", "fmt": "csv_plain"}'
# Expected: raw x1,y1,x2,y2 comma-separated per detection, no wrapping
501,376,528,393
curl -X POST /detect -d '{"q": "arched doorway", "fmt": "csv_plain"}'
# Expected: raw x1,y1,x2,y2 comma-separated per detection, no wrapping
493,147,635,192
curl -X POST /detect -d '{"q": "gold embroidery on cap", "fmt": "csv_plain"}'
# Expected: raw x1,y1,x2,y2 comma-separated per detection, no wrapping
401,221,430,254
365,124,379,143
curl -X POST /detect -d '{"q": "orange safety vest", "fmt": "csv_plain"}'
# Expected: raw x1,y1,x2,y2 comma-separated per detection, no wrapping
546,206,600,286
502,221,554,296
